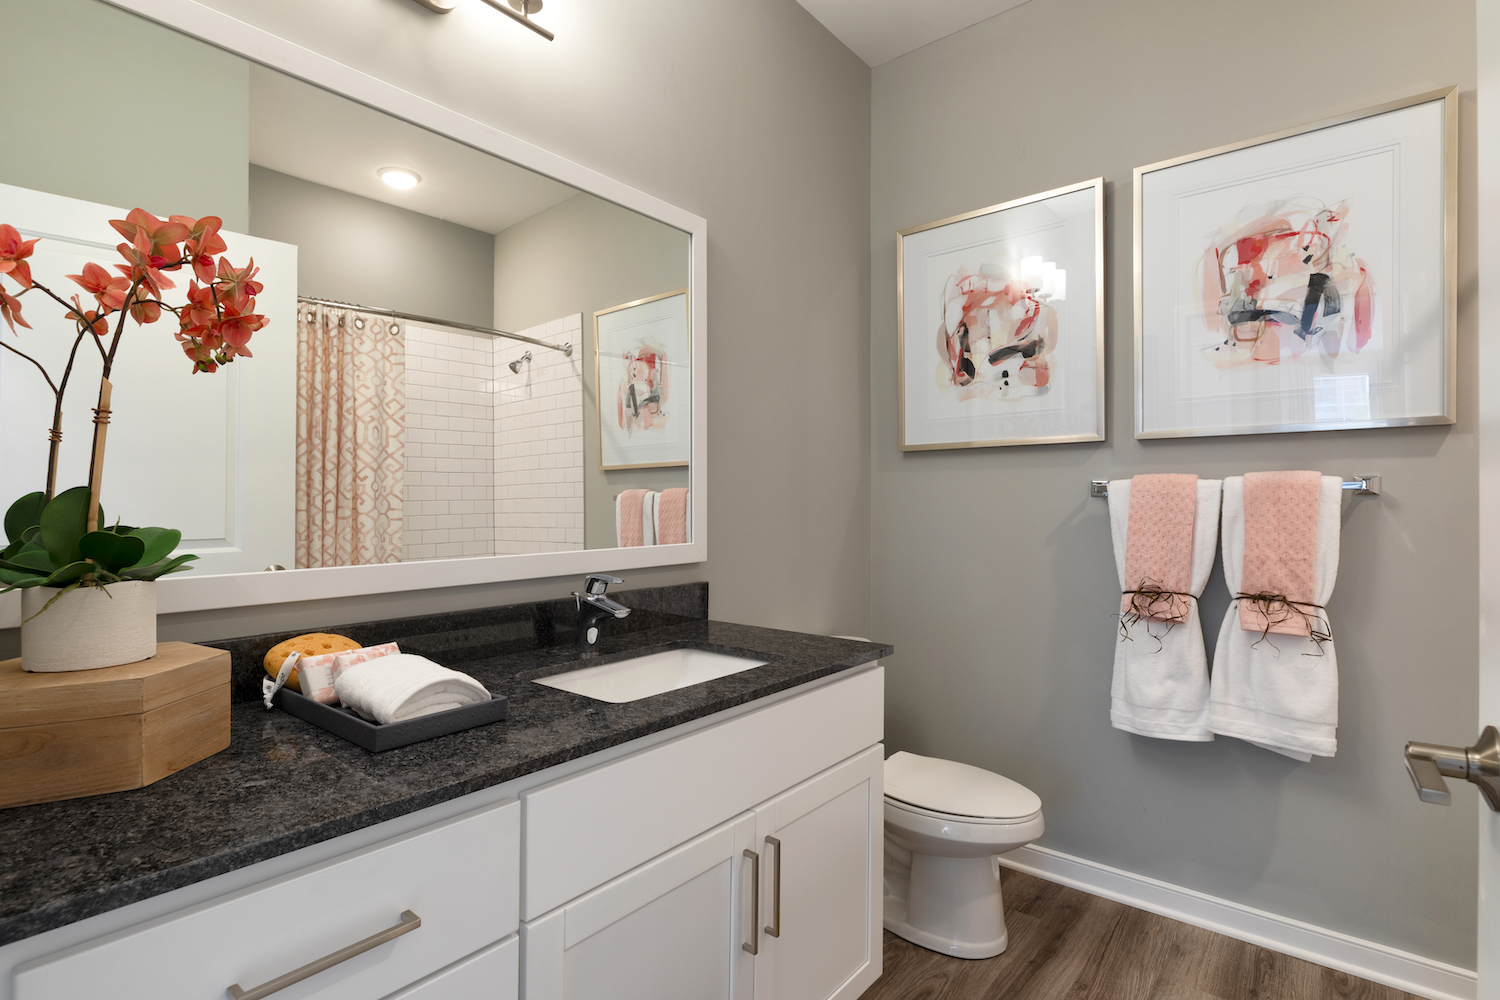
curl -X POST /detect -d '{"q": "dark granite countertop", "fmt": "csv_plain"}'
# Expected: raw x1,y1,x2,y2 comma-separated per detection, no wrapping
0,584,890,947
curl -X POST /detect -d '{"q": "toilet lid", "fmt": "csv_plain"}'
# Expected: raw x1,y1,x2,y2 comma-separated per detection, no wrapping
884,751,1041,820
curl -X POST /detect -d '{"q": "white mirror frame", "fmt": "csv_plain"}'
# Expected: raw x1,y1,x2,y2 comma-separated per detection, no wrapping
0,0,707,625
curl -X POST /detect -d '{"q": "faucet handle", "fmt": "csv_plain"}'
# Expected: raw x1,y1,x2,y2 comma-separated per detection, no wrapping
584,573,623,596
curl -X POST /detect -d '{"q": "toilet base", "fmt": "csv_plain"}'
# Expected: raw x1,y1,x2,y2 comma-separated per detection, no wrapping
883,848,1009,960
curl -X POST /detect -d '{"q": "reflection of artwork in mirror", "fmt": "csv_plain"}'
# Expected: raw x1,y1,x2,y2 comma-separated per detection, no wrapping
595,291,690,470
0,0,695,576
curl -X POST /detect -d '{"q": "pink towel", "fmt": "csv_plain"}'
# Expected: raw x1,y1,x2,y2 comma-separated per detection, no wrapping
1121,474,1199,623
618,489,648,547
657,488,689,544
1240,471,1321,637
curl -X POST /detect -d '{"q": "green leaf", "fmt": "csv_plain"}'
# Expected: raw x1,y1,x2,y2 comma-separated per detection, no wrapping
41,561,94,588
122,553,197,580
4,493,45,544
5,543,56,573
0,565,46,590
39,487,97,568
126,527,180,567
0,525,35,561
79,531,146,575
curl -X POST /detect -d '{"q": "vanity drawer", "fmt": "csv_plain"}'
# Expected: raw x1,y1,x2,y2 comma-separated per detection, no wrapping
522,666,882,918
14,799,519,1000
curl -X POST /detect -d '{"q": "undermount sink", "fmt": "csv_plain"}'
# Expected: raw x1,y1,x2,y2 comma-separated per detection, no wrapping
534,648,769,703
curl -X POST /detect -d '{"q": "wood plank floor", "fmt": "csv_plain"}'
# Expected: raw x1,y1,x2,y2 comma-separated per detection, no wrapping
860,869,1424,1000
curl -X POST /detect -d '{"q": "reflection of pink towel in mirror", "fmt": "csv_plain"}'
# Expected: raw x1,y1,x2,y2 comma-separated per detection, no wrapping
617,489,649,547
656,488,689,544
1240,471,1321,637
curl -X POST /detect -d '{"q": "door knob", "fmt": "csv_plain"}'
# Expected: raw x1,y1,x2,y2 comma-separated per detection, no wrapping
1404,726,1500,811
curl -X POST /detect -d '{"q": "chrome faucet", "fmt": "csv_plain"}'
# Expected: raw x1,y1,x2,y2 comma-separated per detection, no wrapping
573,573,631,655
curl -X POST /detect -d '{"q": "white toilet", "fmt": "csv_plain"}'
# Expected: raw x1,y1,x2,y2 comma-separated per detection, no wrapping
882,751,1044,959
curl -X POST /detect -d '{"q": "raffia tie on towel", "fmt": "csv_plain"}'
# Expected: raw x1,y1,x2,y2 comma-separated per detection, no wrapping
1120,474,1199,629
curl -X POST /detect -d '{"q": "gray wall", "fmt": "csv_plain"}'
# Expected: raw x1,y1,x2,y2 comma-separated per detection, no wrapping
870,0,1478,967
249,165,495,329
0,0,248,230
1,0,871,647
492,192,691,547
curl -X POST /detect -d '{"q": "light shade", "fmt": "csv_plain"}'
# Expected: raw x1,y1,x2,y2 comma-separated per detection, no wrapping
1052,269,1067,302
378,167,422,190
1019,255,1044,290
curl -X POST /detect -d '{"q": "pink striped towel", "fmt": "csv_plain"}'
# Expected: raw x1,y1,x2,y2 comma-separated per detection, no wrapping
1121,474,1199,623
656,488,689,544
1239,471,1321,637
617,489,649,547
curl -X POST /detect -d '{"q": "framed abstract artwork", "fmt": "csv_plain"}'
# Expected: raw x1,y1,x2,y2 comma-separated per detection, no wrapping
1134,87,1457,439
595,290,691,470
897,178,1105,451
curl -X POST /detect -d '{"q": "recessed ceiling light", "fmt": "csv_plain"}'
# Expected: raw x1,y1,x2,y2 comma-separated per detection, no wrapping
379,167,422,190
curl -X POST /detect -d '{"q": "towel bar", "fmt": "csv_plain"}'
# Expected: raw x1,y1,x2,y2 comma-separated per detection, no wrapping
1088,476,1379,499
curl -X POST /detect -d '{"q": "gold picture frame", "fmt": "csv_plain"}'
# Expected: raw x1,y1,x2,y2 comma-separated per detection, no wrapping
1133,86,1458,439
897,178,1106,451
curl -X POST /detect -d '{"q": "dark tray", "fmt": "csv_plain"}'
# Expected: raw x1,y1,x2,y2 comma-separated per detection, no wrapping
273,687,508,752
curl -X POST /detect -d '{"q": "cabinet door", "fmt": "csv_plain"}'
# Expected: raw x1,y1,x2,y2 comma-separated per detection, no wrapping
753,745,883,1000
522,812,757,1000
385,935,517,1000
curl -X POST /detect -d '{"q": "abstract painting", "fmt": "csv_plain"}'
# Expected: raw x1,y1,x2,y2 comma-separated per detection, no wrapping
898,178,1104,451
595,290,690,470
1135,88,1455,439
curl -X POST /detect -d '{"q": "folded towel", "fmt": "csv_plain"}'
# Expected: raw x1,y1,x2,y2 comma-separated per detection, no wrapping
1208,475,1341,760
1240,471,1322,637
617,490,649,547
656,488,689,544
1107,476,1222,741
1121,474,1199,625
334,652,491,725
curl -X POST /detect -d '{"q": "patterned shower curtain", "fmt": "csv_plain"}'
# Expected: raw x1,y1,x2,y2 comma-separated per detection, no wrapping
295,302,406,568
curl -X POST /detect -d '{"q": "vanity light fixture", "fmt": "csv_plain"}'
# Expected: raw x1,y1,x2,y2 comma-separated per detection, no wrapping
1018,254,1066,302
407,0,554,41
378,167,422,190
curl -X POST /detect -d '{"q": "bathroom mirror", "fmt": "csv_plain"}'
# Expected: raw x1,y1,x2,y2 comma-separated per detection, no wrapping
0,0,706,623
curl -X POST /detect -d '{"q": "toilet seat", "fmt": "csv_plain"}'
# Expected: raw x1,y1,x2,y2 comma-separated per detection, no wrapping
884,751,1041,821
885,796,1041,827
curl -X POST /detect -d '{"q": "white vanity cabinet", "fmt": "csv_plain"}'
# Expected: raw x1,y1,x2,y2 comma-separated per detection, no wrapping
520,667,885,1000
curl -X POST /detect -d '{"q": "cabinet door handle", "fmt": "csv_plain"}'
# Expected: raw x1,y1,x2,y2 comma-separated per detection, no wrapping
227,910,422,1000
742,849,760,955
764,835,782,938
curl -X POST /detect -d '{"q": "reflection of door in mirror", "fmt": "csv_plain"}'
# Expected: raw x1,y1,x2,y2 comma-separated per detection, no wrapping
0,0,694,574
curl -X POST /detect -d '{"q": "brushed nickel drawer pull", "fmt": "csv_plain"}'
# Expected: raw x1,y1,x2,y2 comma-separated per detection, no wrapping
226,909,422,1000
764,835,782,938
742,849,760,955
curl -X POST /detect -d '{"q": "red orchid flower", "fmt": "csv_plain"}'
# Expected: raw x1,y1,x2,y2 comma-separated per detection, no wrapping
0,224,39,289
216,310,264,356
66,295,110,337
109,208,190,269
66,261,130,311
178,336,219,374
114,235,176,298
0,285,30,332
127,284,161,325
214,257,262,313
172,216,226,283
180,280,218,331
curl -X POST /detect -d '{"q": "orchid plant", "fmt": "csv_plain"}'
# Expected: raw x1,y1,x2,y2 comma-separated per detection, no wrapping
0,208,269,605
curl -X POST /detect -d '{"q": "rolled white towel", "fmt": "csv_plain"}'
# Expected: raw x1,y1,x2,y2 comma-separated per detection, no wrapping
334,653,491,725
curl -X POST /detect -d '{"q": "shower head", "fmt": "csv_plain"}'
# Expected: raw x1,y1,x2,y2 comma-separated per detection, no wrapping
508,351,533,374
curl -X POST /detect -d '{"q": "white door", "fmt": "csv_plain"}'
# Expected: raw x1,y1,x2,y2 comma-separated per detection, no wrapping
751,745,883,1000
1479,2,1500,992
521,811,758,1000
0,181,297,590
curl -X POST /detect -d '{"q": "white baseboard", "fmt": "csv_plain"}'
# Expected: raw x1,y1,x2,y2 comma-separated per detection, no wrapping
999,844,1477,1000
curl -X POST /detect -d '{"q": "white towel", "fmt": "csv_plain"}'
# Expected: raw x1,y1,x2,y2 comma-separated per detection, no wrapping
1107,478,1222,741
642,491,658,545
1207,476,1341,760
334,653,491,725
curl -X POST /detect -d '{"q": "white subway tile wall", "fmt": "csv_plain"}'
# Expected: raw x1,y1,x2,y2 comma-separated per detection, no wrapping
402,322,498,561
495,314,585,554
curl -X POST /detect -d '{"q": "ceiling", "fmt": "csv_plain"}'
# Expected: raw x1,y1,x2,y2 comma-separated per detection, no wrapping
793,0,1034,66
248,64,578,235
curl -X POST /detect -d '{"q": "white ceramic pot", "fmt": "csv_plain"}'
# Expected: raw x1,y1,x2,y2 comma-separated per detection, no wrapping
20,580,158,672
